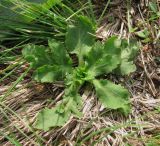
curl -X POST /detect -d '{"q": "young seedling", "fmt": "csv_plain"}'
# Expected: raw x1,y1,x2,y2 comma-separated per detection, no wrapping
22,16,139,131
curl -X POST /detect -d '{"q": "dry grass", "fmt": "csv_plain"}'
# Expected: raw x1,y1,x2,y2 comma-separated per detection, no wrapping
0,0,160,146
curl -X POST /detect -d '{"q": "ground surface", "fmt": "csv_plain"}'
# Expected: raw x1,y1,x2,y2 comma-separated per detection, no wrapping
0,1,160,146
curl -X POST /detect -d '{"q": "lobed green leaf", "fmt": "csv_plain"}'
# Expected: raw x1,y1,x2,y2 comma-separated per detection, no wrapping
33,65,63,83
93,79,131,115
22,39,72,82
65,16,95,64
22,44,54,68
85,37,121,77
116,39,139,75
35,106,71,131
104,36,122,55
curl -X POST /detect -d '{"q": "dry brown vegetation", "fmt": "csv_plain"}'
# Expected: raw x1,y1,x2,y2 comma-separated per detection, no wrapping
0,0,160,146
